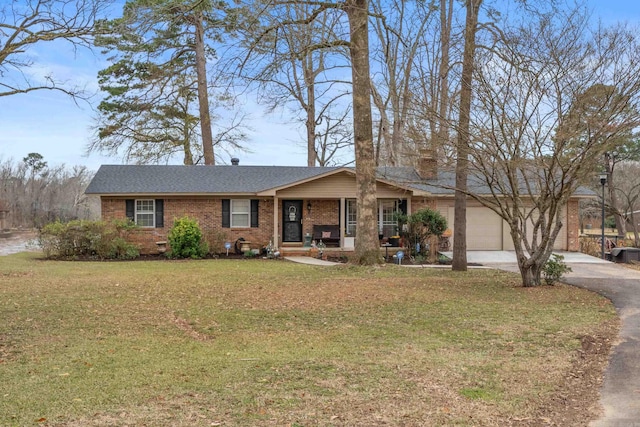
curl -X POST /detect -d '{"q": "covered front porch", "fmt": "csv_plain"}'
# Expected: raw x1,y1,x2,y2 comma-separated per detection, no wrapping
270,197,411,251
255,167,430,251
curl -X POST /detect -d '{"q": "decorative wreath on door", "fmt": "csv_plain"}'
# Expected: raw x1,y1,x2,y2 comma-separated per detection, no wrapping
288,205,297,221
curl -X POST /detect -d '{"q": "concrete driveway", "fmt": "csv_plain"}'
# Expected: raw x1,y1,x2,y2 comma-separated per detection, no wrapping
468,251,640,426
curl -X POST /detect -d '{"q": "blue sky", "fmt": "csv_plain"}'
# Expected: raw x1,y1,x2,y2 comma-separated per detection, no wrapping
1,1,639,171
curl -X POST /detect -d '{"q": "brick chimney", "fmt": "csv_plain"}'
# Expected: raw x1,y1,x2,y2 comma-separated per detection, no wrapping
417,148,437,179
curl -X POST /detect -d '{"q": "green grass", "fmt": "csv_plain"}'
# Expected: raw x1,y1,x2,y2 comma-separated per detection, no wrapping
0,252,616,426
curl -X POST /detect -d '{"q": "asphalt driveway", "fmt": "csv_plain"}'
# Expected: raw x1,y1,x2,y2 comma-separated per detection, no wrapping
477,252,640,426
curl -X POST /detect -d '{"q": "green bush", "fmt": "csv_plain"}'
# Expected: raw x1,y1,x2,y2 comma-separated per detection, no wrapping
38,219,139,260
167,216,208,259
542,254,572,285
395,208,448,257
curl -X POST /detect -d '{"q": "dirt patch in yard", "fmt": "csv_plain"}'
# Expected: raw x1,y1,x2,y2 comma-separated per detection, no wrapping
517,319,618,426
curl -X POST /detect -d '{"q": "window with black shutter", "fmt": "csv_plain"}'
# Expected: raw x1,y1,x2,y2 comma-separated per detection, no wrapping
222,199,230,228
125,199,159,227
251,199,259,228
125,199,135,222
155,199,164,228
222,199,259,228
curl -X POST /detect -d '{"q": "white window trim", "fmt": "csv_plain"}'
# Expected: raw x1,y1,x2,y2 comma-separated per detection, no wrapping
346,199,401,236
135,199,155,228
379,200,398,235
346,199,357,236
230,199,250,228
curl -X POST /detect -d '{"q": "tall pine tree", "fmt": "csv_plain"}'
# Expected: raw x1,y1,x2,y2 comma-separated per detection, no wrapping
91,0,240,165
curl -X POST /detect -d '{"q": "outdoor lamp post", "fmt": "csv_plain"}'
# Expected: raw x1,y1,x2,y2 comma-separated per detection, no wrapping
600,173,607,260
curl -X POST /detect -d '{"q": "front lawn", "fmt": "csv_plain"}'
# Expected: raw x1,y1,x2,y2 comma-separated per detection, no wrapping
0,253,616,426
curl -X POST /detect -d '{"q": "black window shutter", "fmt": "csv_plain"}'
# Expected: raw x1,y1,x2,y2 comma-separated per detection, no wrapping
399,199,407,215
251,200,259,228
155,199,164,228
125,199,135,222
222,199,230,228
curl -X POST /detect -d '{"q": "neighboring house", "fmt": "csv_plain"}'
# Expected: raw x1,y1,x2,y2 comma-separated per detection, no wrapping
85,157,583,254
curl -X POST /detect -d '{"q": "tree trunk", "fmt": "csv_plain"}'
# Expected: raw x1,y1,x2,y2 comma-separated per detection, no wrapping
182,122,194,165
452,0,481,271
304,54,317,167
631,211,640,246
370,84,394,165
519,260,542,287
608,177,626,237
346,0,380,264
194,12,215,165
435,0,453,150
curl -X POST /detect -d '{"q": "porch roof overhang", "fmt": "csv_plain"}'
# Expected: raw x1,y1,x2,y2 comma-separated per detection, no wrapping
256,167,430,197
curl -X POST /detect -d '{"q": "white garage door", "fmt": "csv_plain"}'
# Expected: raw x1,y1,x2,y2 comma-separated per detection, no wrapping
440,205,503,250
441,206,502,251
466,207,503,250
438,204,568,251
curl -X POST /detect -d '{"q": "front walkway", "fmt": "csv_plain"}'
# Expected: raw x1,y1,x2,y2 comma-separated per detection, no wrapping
283,256,340,266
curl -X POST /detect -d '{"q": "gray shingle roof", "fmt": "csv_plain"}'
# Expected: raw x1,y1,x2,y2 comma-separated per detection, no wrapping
85,164,595,197
85,165,343,194
378,167,595,196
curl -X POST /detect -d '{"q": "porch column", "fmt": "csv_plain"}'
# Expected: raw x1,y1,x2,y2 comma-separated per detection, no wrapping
273,196,279,247
340,197,345,247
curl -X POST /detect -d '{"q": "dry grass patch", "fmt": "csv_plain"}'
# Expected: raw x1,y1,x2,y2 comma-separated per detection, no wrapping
0,253,617,426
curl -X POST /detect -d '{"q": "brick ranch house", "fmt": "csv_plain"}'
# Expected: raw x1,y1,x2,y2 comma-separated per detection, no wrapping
85,158,584,256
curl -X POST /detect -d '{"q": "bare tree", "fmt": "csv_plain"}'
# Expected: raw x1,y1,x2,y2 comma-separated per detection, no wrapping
615,161,640,246
603,137,640,237
0,0,108,98
407,0,460,167
433,0,455,155
315,107,354,166
369,0,437,167
467,7,640,286
235,1,352,166
0,156,98,228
